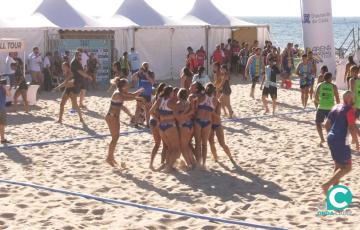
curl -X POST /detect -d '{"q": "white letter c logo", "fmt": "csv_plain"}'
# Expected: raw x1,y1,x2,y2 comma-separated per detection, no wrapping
329,187,348,209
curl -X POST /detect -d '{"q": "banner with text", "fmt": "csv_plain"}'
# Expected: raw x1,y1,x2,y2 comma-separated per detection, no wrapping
58,39,111,85
0,39,25,53
301,0,336,76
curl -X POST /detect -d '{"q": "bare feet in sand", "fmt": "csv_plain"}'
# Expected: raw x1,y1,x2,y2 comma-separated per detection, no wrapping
106,157,118,167
229,110,234,118
163,165,175,173
319,139,326,147
230,157,237,165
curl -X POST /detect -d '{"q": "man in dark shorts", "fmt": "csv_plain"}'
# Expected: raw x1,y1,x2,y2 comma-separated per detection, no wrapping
314,72,340,146
71,51,92,110
260,61,280,114
322,91,358,196
0,78,11,144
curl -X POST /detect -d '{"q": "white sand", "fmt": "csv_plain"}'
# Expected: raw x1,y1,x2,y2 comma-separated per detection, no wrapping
0,77,359,229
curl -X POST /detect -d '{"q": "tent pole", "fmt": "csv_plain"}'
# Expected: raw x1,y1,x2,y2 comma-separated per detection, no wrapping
170,28,174,80
132,27,136,49
23,51,26,81
205,26,209,76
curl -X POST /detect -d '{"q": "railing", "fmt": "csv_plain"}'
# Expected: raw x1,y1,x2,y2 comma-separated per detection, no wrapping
336,27,360,58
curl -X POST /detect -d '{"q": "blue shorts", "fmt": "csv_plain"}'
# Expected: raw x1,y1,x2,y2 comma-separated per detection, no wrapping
327,140,352,165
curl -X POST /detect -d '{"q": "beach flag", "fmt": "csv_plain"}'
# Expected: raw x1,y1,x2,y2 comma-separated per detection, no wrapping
300,0,336,77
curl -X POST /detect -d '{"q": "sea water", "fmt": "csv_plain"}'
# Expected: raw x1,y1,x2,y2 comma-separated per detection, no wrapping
239,17,360,49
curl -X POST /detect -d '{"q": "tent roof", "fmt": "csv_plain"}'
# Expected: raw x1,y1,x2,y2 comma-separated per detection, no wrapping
114,0,179,26
7,13,58,28
96,15,138,28
33,0,102,28
184,0,255,26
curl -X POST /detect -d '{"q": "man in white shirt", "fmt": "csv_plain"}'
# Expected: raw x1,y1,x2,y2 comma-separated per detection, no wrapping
129,47,140,74
5,52,16,86
28,47,43,89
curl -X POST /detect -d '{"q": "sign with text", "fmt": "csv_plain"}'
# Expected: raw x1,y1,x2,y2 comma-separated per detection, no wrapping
301,0,336,76
57,39,111,85
0,38,25,53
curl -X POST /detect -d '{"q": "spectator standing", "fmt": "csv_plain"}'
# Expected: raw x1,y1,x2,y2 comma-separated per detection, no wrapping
211,45,223,65
63,50,71,64
129,47,140,75
239,43,250,80
52,51,63,82
186,47,198,74
119,52,131,78
5,52,16,86
43,52,53,91
87,53,99,90
28,47,43,89
196,46,207,68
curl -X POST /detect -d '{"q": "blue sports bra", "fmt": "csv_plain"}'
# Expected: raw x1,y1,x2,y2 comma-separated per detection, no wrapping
198,95,215,112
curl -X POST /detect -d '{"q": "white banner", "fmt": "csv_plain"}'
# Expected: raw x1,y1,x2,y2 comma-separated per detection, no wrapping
0,38,25,53
301,0,336,77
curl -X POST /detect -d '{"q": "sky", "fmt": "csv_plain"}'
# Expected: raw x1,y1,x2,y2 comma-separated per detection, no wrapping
0,0,359,18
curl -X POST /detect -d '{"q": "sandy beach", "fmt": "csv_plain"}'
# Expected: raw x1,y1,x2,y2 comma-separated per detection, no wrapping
0,77,359,229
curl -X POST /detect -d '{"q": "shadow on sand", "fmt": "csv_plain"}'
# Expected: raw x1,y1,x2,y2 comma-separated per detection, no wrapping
62,123,99,136
116,164,291,205
7,113,54,125
1,147,32,165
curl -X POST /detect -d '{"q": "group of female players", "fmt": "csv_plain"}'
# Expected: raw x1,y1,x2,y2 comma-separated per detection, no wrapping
105,62,236,171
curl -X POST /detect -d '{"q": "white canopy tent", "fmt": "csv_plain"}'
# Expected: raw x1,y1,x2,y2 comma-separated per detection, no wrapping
33,0,102,28
183,0,269,48
114,0,180,26
0,13,57,72
8,13,57,28
130,0,270,80
183,0,255,27
0,0,270,81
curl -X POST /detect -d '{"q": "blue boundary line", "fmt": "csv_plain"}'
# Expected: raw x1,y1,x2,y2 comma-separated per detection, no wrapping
0,109,315,149
0,129,149,149
222,109,315,123
0,179,287,230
